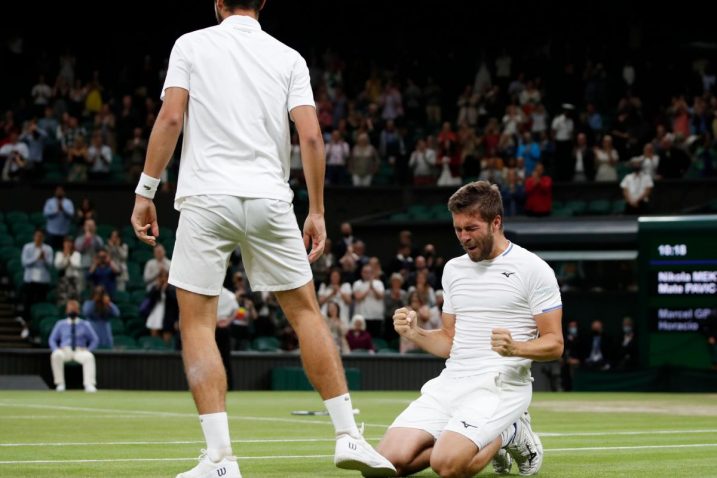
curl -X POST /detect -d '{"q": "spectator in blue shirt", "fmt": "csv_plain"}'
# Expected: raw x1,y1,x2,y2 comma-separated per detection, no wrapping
20,230,54,338
82,286,119,349
43,186,75,251
87,249,120,298
516,131,542,175
49,300,99,392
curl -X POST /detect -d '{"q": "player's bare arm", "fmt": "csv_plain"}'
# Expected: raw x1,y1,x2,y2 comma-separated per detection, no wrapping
393,307,455,358
130,87,188,246
291,105,326,263
491,308,564,361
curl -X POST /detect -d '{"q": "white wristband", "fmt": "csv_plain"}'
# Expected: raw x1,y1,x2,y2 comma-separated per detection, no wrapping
135,173,161,199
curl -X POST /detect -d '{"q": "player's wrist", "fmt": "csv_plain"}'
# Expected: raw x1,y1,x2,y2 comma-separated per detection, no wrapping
135,172,161,199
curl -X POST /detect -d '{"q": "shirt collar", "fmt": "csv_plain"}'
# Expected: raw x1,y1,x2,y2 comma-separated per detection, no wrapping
220,15,262,30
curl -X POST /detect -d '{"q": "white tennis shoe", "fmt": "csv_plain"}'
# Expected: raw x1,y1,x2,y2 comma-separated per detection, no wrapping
506,412,543,476
176,450,241,478
334,425,396,477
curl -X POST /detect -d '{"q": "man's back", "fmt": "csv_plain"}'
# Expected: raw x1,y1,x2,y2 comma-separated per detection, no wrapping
164,15,314,208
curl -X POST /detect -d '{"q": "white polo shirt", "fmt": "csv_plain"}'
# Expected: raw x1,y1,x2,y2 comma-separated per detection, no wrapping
551,114,574,142
162,15,315,210
441,242,562,377
620,171,654,203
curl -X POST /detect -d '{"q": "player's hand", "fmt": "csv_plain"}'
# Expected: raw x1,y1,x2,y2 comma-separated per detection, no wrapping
491,328,518,357
303,213,326,264
131,196,159,246
393,307,418,339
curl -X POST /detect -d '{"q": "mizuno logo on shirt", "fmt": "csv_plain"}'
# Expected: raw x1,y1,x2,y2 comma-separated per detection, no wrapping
461,421,478,429
501,272,516,278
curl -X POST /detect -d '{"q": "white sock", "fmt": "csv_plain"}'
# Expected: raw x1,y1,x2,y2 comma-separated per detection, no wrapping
500,422,518,448
199,412,233,461
324,393,360,437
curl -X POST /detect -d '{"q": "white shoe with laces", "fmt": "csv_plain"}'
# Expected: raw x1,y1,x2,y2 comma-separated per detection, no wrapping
176,450,241,478
492,447,513,474
334,424,396,477
506,412,543,476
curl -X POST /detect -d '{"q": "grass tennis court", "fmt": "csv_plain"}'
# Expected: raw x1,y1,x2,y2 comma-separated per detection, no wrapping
0,391,716,477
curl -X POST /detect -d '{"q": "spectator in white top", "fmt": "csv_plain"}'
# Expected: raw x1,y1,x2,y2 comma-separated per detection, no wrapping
54,236,83,304
352,264,386,339
530,103,548,135
594,135,619,182
31,75,54,114
318,268,353,323
637,143,660,179
409,139,436,186
621,157,653,215
348,132,379,186
519,80,541,106
551,103,575,181
379,81,403,121
0,130,29,181
325,130,349,185
74,218,104,272
144,244,172,290
87,131,112,180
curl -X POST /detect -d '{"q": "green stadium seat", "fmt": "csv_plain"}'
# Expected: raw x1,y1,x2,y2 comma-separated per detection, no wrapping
14,232,35,247
6,211,29,224
0,223,9,233
377,348,400,354
113,290,130,305
350,348,372,354
29,212,47,228
11,223,35,237
551,206,574,217
251,336,281,352
131,248,153,265
564,200,587,215
44,171,65,183
31,303,60,322
112,335,138,350
158,227,175,240
124,318,147,339
138,336,172,350
372,338,388,350
130,289,147,305
0,246,20,263
587,199,611,215
39,316,62,346
389,212,411,222
0,235,13,247
96,224,115,240
612,199,626,214
110,318,126,335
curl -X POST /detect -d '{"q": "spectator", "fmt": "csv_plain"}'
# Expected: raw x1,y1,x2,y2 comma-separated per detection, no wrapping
379,81,404,121
345,315,374,352
585,103,603,138
367,256,385,286
561,320,582,391
387,244,414,277
143,269,178,343
325,301,350,354
310,237,334,286
75,197,96,226
621,157,654,215
87,249,120,298
74,219,104,275
31,75,53,115
384,272,408,332
19,119,47,176
43,186,75,251
231,288,257,352
144,244,171,289
616,317,638,370
106,230,129,292
407,255,437,289
407,269,437,307
66,134,89,183
124,127,147,182
656,136,691,179
516,131,542,175
352,264,386,339
82,285,119,349
54,236,82,305
408,139,436,186
400,291,440,353
531,103,549,136
325,130,350,185
333,221,355,259
317,268,353,323
584,319,612,371
87,131,112,180
571,132,595,182
348,132,379,186
594,134,619,182
379,120,406,170
0,130,29,181
49,300,99,392
551,103,575,181
456,85,479,127
21,230,54,338
501,168,525,216
640,143,660,180
524,162,553,217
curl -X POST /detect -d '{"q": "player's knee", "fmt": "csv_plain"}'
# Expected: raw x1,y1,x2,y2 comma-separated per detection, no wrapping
378,450,412,476
430,454,470,478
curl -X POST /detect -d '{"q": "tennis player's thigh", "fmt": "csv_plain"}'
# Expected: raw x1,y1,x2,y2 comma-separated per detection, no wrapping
168,195,241,296
240,198,312,292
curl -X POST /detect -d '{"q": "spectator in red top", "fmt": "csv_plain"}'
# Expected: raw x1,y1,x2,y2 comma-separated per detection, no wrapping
524,162,552,217
345,315,374,352
437,121,457,144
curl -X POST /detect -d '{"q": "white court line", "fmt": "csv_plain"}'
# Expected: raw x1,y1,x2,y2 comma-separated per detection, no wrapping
0,401,388,427
2,444,717,465
2,429,717,448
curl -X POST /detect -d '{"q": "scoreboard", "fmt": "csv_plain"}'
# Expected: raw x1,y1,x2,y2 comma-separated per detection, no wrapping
638,216,717,367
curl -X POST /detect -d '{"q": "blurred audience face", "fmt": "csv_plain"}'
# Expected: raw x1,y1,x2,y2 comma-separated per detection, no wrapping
154,244,166,261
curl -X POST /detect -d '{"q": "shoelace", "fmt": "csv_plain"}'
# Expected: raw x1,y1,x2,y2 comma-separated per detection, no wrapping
196,449,208,462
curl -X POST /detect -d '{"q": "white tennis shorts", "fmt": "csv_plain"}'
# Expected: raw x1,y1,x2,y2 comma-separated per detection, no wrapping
390,367,533,449
168,195,313,296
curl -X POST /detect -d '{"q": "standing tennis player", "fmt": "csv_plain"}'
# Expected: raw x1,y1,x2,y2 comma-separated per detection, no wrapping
130,1,395,477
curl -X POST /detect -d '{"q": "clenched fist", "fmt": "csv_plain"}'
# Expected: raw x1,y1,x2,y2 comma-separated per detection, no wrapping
393,307,418,339
491,328,517,357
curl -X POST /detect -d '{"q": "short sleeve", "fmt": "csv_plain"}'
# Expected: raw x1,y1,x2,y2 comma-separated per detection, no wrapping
287,56,315,113
440,265,455,315
528,260,562,315
619,175,629,189
161,37,191,100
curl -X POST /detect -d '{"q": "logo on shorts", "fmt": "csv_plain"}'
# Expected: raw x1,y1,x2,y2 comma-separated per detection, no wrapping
501,272,516,278
143,185,151,190
217,467,227,477
461,421,478,429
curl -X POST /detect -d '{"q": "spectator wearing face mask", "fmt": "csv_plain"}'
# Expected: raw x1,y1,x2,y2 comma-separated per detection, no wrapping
616,317,638,370
561,320,582,391
48,300,99,392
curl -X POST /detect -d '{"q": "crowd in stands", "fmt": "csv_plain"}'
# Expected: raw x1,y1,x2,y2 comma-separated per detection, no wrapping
2,46,716,217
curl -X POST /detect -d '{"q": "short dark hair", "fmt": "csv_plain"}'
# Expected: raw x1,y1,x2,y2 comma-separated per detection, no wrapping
223,0,264,11
447,180,504,228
